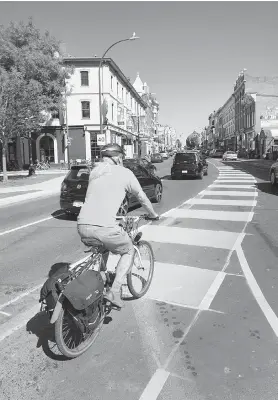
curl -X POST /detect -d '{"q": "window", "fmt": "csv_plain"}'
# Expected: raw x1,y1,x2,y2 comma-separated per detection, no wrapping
67,167,90,180
80,71,89,86
81,101,90,119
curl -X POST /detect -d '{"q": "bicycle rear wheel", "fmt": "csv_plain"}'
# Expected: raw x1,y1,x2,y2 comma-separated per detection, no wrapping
127,240,154,298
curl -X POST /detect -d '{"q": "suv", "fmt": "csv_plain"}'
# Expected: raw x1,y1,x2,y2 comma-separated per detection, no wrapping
60,163,163,216
171,151,204,180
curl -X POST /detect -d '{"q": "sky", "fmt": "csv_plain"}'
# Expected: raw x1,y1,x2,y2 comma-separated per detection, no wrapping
1,1,278,142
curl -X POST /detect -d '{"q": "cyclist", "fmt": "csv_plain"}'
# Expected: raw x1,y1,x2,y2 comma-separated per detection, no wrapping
77,143,159,309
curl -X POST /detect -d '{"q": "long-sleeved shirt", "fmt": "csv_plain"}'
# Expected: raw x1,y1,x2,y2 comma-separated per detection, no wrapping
77,162,155,227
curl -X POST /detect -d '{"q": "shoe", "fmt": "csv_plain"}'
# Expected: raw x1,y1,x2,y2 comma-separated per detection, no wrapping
104,290,124,309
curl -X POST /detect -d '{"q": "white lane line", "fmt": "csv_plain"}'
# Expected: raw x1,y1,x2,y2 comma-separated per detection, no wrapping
0,284,42,310
187,198,256,206
0,214,64,236
141,225,240,250
139,369,170,400
202,190,258,197
236,245,278,337
163,209,253,222
209,184,256,189
0,304,39,342
198,272,226,310
0,310,11,316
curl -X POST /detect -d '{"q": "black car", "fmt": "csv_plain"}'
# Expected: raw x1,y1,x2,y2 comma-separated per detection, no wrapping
60,162,163,216
171,151,204,180
125,157,157,175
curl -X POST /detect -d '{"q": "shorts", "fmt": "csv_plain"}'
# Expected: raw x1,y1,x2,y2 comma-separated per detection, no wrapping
77,224,133,255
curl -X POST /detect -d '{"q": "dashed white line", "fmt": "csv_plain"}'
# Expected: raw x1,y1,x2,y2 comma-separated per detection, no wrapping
0,214,64,236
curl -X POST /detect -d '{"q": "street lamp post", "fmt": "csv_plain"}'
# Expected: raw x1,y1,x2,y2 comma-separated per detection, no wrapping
98,33,139,140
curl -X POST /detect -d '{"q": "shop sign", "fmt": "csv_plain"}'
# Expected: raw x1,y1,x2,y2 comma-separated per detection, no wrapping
97,133,105,146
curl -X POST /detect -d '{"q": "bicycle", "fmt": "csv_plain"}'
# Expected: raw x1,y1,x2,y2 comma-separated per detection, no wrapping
40,214,158,359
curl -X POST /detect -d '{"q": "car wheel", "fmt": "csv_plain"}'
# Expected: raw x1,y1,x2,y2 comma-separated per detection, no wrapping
270,170,277,187
152,184,162,203
117,197,129,216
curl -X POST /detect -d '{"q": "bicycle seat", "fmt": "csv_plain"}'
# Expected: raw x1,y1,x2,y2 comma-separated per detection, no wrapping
83,238,106,254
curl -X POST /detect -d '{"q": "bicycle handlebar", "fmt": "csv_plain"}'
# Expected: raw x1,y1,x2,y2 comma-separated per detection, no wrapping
116,214,159,222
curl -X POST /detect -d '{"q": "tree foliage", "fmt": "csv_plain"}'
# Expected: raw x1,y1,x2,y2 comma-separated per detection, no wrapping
0,19,71,182
186,131,201,149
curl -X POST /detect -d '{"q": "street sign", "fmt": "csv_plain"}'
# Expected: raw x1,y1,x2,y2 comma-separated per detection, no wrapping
97,133,105,146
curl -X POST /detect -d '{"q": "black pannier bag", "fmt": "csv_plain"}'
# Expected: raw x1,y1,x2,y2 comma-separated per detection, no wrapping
39,263,71,312
63,270,104,311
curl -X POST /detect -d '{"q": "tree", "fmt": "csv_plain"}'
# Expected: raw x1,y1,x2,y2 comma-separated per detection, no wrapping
186,131,201,149
0,19,71,182
176,138,182,149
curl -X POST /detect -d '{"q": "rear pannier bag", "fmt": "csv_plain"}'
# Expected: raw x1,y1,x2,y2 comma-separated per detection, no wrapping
40,264,71,311
63,270,104,311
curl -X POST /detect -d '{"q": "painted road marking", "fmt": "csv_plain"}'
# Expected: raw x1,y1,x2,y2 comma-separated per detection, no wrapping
198,271,226,310
217,176,256,180
214,179,257,183
0,310,11,316
164,209,254,222
0,215,63,236
139,369,170,400
0,284,42,310
141,225,240,250
145,262,220,308
236,245,278,337
202,190,258,197
186,198,256,207
209,184,256,189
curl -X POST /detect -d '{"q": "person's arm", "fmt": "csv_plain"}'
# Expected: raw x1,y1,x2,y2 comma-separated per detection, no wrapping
126,171,158,218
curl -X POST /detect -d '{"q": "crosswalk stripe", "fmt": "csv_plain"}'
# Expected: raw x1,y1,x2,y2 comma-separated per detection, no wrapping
145,262,220,308
186,198,256,206
209,184,256,189
215,179,256,183
163,209,253,221
217,176,256,180
141,225,240,250
202,190,258,197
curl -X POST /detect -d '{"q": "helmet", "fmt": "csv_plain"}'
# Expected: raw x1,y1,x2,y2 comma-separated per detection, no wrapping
101,143,125,158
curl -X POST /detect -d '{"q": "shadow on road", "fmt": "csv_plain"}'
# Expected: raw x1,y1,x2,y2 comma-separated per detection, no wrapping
26,310,71,361
256,182,278,196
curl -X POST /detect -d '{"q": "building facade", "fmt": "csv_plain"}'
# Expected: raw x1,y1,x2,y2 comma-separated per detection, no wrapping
133,73,159,156
206,70,278,159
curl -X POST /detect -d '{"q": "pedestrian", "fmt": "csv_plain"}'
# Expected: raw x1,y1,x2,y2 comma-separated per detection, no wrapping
28,159,36,176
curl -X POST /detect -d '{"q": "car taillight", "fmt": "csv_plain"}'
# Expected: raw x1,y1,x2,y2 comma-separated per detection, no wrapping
61,182,68,192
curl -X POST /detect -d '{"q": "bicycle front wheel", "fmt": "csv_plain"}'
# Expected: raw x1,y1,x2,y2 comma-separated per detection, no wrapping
127,240,154,298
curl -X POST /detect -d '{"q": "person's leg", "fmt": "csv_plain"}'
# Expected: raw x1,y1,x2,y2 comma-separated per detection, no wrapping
96,226,134,308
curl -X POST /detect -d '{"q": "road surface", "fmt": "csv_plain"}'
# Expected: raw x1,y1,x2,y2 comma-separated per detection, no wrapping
0,157,278,400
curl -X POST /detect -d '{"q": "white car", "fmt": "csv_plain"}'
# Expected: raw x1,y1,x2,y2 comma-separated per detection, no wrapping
160,152,168,160
223,151,238,161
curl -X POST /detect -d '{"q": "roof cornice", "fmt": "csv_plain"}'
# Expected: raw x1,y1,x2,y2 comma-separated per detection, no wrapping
63,57,148,109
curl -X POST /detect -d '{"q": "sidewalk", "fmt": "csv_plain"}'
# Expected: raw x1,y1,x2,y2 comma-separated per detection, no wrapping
237,158,274,169
0,174,67,208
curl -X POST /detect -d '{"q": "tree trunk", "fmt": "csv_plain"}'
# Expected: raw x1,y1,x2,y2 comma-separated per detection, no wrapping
2,138,8,183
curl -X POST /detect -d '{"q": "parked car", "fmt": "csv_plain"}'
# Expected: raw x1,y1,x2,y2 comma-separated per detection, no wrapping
222,151,238,161
160,152,168,160
171,151,204,180
151,153,163,163
269,161,278,187
125,157,157,175
212,150,224,158
60,162,163,216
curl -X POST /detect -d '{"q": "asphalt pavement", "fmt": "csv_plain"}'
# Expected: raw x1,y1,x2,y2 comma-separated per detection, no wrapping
0,157,278,400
